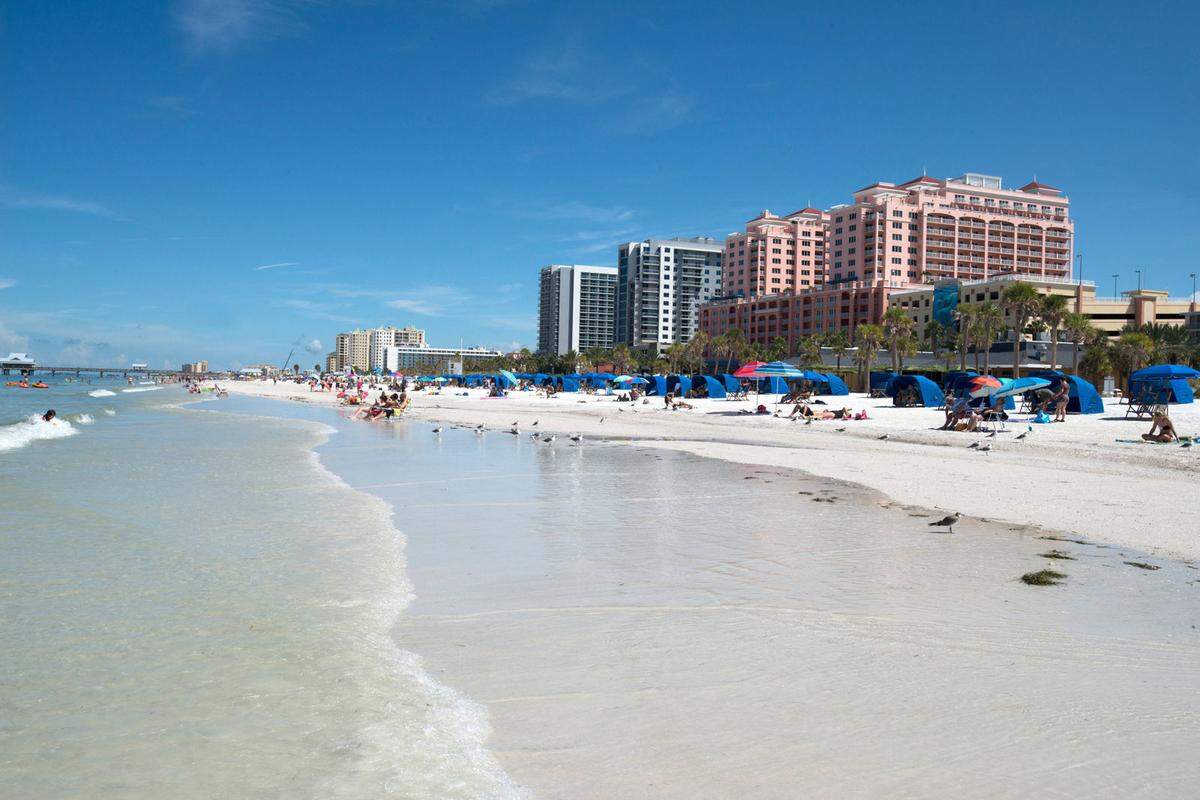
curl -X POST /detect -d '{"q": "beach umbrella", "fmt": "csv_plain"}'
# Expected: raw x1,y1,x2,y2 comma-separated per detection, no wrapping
732,361,767,378
1131,364,1200,380
499,369,518,385
966,375,1003,398
613,374,635,382
993,376,1050,398
757,361,806,378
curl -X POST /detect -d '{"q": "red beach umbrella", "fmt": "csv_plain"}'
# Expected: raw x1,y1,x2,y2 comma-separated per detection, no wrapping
966,375,1002,398
732,361,767,378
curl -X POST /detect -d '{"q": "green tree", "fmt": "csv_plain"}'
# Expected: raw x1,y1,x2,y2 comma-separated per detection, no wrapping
1040,294,1070,371
953,307,976,371
685,330,711,373
1111,331,1153,387
823,329,849,372
1000,282,1043,379
882,308,916,372
610,343,634,375
1061,312,1092,375
972,301,1005,375
796,335,822,367
1078,339,1112,387
720,327,748,373
767,336,789,362
853,324,885,388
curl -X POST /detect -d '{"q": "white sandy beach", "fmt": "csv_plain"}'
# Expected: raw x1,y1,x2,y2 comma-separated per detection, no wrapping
219,379,1200,562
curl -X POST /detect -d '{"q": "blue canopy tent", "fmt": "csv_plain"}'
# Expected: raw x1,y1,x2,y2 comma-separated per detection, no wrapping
1129,365,1198,405
532,373,551,386
587,372,617,388
871,371,900,394
554,375,581,392
666,375,693,397
464,375,483,387
1029,370,1104,414
690,375,727,399
890,375,945,408
645,375,669,396
758,376,790,394
944,370,980,397
497,371,518,389
721,374,742,393
814,372,850,396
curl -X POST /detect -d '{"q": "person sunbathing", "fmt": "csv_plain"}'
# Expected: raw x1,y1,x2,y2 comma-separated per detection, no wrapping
1142,412,1178,443
941,395,970,430
673,399,694,410
790,402,815,420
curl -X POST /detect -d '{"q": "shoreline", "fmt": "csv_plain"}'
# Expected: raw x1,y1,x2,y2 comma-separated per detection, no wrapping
214,379,1200,562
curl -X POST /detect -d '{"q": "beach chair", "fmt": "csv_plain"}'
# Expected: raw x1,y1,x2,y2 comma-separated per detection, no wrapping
1125,384,1167,419
727,387,748,401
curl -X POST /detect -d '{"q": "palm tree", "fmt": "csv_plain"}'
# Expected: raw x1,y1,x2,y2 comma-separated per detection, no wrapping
1078,338,1112,386
972,301,1004,375
1111,331,1153,387
953,306,976,371
882,308,916,372
853,323,885,388
767,336,789,362
823,329,850,372
721,327,748,373
796,335,822,367
1061,312,1092,375
685,331,711,374
1040,294,1069,371
610,343,634,375
924,320,946,361
1000,282,1043,379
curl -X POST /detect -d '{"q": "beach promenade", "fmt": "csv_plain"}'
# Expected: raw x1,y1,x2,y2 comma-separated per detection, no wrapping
220,380,1200,562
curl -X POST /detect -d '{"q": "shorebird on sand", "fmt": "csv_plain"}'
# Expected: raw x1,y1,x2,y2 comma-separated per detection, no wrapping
543,434,557,443
569,434,583,443
877,434,889,441
432,427,442,434
929,512,961,533
1015,432,1028,441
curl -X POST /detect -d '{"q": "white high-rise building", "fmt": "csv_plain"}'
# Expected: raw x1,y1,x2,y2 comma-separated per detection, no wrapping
369,326,426,369
537,264,618,356
615,237,723,352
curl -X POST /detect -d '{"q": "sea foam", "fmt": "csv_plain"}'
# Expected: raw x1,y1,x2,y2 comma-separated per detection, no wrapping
121,386,163,393
0,415,77,452
89,389,116,397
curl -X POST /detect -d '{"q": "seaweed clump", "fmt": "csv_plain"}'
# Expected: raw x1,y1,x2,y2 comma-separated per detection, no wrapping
1020,569,1066,586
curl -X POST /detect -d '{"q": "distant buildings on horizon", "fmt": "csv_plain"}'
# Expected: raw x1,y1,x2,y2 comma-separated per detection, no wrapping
534,171,1194,358
181,360,209,374
329,325,500,373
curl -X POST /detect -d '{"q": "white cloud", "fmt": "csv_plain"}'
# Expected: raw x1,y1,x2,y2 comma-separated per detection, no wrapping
276,298,355,323
512,200,634,224
486,43,627,106
0,278,15,290
304,338,323,354
385,285,472,317
0,320,28,352
174,0,286,54
0,186,126,220
255,261,300,271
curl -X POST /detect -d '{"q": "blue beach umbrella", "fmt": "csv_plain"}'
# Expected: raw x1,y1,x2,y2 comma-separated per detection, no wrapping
756,361,806,378
993,376,1050,398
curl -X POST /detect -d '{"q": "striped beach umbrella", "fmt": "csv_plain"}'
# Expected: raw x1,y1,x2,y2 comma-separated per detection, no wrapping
966,375,1003,398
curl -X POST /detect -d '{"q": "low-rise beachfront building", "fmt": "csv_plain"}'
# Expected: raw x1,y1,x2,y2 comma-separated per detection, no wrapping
325,352,338,372
537,264,618,356
699,280,910,350
888,275,1195,341
335,329,372,372
615,237,723,353
180,361,209,374
382,344,502,373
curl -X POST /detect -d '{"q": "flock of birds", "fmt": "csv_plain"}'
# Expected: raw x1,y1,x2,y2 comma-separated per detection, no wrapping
430,420,584,445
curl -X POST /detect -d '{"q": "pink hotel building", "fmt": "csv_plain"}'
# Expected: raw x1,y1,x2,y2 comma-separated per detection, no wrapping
700,172,1074,349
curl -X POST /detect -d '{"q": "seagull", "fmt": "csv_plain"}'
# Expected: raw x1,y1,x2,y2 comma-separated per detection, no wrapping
475,424,485,430
599,417,605,423
877,434,889,441
929,512,961,533
1183,442,1193,449
532,420,539,427
432,427,442,434
978,443,992,453
511,421,519,428
835,427,846,432
968,441,980,449
569,434,583,443
543,434,557,443
507,427,519,435
529,431,540,439
987,431,997,438
1015,432,1028,441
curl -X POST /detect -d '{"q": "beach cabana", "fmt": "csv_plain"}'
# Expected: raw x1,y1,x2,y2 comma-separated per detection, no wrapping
758,376,790,394
1129,365,1198,405
690,375,727,399
497,370,518,389
532,373,551,386
1029,370,1104,414
587,372,617,388
944,370,980,397
554,375,581,392
871,371,900,394
814,372,849,396
890,375,945,408
645,375,668,396
721,374,742,393
666,375,693,397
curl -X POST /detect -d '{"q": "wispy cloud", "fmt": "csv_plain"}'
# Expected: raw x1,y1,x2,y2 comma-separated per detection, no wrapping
276,298,356,323
0,278,15,290
486,43,627,106
614,89,696,134
512,200,634,224
255,261,300,271
174,0,298,54
385,285,472,316
0,185,127,220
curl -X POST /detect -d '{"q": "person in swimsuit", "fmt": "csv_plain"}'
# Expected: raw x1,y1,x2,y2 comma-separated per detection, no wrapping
1142,411,1178,442
42,409,56,422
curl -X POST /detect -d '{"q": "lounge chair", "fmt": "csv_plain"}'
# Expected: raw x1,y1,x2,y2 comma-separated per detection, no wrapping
1125,384,1169,419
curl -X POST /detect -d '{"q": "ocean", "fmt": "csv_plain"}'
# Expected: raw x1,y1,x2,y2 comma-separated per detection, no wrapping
1,381,522,799
4,381,1199,798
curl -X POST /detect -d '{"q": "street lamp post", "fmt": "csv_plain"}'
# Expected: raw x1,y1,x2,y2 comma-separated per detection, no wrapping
1191,272,1197,312
1136,269,1143,292
1112,273,1119,297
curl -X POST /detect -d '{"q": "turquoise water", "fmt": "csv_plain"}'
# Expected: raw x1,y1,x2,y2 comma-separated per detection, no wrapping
0,386,522,799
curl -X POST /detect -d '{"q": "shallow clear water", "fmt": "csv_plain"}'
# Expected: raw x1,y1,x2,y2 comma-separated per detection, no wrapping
3,390,1198,799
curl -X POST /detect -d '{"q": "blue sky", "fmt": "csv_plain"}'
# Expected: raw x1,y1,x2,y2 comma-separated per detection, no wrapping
2,0,1198,369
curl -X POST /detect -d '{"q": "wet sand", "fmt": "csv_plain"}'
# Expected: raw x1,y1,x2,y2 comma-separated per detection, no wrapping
304,411,1200,799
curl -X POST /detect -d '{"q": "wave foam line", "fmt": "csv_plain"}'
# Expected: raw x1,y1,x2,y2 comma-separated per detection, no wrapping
0,415,77,452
